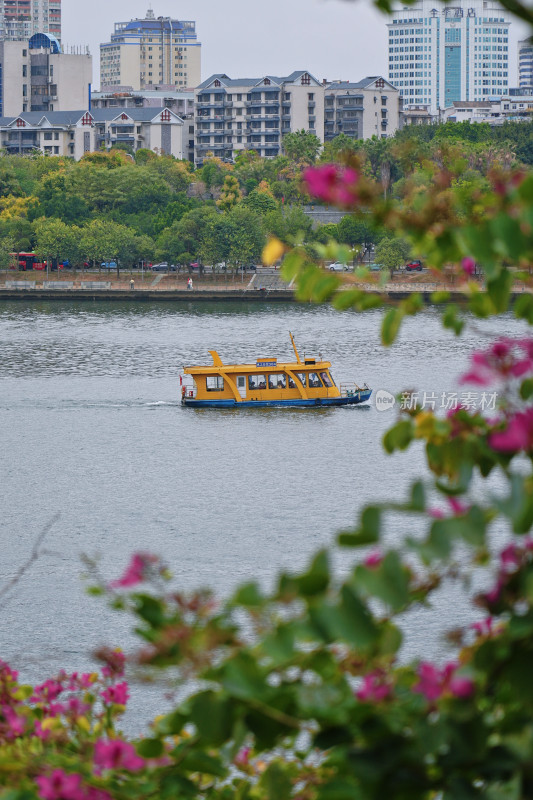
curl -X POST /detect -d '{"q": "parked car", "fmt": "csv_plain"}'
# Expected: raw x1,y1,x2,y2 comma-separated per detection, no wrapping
101,261,117,269
405,260,423,272
369,263,383,271
328,262,350,272
151,262,177,272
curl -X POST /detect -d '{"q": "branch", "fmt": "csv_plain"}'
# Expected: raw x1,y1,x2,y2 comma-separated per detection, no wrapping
0,513,60,610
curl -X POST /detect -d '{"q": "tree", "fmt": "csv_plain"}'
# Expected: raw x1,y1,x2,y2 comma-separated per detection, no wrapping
374,236,410,275
225,205,265,274
34,218,81,267
282,129,322,164
243,181,279,214
216,174,242,212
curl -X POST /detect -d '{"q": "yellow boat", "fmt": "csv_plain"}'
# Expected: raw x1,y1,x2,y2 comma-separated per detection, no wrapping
181,333,371,408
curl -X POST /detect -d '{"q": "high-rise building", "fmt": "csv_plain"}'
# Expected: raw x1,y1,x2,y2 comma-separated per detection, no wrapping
387,0,511,113
0,34,91,116
324,77,401,140
100,9,201,91
0,0,61,42
194,71,324,166
518,38,533,89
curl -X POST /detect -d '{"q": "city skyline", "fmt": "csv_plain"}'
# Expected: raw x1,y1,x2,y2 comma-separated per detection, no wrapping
60,0,529,91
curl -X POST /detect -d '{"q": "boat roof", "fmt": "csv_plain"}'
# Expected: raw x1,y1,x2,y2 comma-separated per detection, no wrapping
184,358,332,375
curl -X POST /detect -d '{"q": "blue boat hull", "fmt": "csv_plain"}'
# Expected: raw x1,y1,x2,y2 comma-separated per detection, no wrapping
182,390,372,409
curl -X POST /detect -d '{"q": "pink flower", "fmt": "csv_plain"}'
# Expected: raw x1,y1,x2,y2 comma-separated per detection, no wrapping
484,576,505,605
413,662,443,702
31,678,64,705
101,681,129,706
471,617,494,637
100,649,126,679
35,770,84,800
94,739,145,772
448,675,475,698
109,553,158,589
448,496,469,516
500,543,521,570
234,747,251,768
461,257,476,275
364,551,383,568
303,164,360,207
461,338,533,387
413,661,473,702
356,670,392,703
489,409,533,453
2,706,25,738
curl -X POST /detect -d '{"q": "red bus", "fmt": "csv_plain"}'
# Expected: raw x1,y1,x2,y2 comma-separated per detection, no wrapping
9,252,47,271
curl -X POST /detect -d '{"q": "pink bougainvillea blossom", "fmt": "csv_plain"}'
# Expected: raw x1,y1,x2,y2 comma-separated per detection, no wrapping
94,738,145,772
489,409,533,453
413,661,474,702
461,338,533,387
234,747,251,768
35,769,84,800
364,551,383,569
303,164,360,207
356,670,393,703
99,648,126,679
471,617,494,638
101,681,129,707
31,678,64,705
461,257,476,276
109,552,159,589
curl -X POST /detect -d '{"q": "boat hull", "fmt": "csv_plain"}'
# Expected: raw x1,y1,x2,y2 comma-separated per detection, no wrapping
182,390,372,409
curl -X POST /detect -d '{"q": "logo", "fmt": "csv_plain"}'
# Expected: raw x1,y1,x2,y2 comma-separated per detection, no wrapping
375,389,396,412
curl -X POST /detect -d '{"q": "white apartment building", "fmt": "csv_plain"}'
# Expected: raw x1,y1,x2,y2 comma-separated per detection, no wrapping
443,89,533,122
324,77,401,140
0,0,61,42
0,34,91,116
518,39,533,89
100,9,201,91
0,107,186,159
194,71,324,165
388,0,511,113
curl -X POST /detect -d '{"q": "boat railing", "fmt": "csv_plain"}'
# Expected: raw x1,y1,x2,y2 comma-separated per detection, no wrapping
340,382,367,398
181,375,197,400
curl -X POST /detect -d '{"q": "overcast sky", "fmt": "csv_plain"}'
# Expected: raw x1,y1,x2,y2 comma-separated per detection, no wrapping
62,0,529,90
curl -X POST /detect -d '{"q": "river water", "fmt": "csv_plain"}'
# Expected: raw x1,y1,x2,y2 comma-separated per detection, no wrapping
0,299,525,731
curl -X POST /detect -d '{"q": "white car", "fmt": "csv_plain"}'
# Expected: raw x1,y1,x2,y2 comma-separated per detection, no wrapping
328,262,350,272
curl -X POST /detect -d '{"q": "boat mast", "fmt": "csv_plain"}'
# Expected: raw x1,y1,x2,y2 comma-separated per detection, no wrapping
289,331,302,364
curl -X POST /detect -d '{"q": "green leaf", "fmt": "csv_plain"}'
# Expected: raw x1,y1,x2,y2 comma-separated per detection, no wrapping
258,762,293,800
383,419,414,453
338,507,381,548
137,737,164,758
487,269,513,313
409,480,426,511
189,692,235,744
353,551,410,611
179,750,227,778
332,287,365,311
520,378,533,401
233,582,264,607
442,303,464,335
133,594,165,628
381,307,404,346
296,550,330,596
514,292,533,325
431,290,451,304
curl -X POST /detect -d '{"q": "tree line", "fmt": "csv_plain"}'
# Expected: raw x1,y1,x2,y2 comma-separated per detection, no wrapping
0,120,530,271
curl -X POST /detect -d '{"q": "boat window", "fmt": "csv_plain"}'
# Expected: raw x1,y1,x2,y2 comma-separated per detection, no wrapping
295,372,307,386
248,374,266,390
206,376,225,392
320,371,334,387
288,375,296,388
268,373,287,389
308,372,323,388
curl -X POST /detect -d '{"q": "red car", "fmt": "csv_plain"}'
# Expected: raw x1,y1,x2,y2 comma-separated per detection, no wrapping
405,260,423,272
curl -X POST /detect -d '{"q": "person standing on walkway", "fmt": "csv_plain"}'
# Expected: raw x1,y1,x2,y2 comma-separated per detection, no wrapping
187,278,193,290
130,279,135,290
